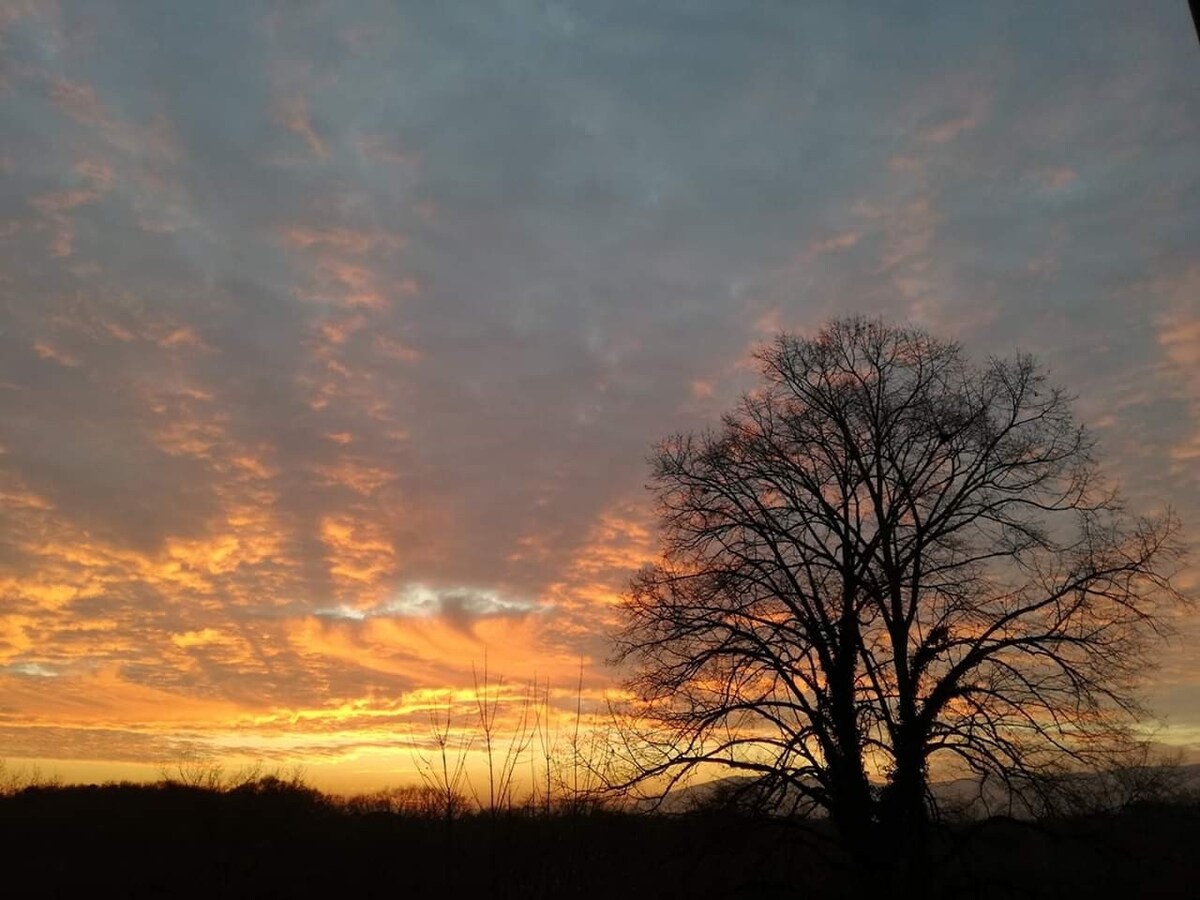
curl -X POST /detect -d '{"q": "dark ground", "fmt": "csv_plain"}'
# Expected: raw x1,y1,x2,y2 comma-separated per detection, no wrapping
1,780,1197,898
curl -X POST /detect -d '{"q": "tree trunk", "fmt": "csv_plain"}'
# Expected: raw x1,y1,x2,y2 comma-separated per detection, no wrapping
879,749,932,897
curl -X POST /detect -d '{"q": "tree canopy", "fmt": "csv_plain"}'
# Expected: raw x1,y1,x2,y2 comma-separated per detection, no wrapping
613,317,1186,876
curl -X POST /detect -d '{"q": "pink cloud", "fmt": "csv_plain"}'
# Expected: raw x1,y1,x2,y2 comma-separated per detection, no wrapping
806,230,860,256
273,93,329,161
32,342,82,367
30,160,113,256
46,76,178,164
357,134,419,166
918,91,991,145
1044,167,1077,189
281,226,407,255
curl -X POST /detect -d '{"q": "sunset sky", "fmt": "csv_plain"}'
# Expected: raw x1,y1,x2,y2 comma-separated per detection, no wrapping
1,1,1197,792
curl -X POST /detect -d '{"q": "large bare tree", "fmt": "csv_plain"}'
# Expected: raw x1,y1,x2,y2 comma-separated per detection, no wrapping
613,318,1185,881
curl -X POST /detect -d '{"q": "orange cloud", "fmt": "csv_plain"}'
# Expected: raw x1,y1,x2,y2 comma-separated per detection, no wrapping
33,341,81,367
287,606,583,694
30,160,114,256
171,628,225,649
316,314,366,345
806,230,860,256
916,88,991,145
273,93,328,160
920,114,978,144
313,458,396,495
282,227,406,255
49,78,109,128
321,515,396,592
46,76,177,163
374,334,421,362
156,326,215,352
0,488,53,510
1153,267,1200,467
544,501,659,625
1043,167,1077,189
1,664,250,729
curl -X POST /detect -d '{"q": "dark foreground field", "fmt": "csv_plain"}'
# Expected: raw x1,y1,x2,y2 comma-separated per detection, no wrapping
1,780,1198,898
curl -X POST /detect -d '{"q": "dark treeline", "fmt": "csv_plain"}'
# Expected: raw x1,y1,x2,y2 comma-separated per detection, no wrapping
1,776,1198,898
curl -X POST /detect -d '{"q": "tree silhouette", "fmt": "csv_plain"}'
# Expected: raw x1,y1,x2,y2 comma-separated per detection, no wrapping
613,317,1186,887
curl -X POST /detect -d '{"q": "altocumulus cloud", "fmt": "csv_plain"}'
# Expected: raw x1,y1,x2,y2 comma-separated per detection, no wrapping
0,0,1197,780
